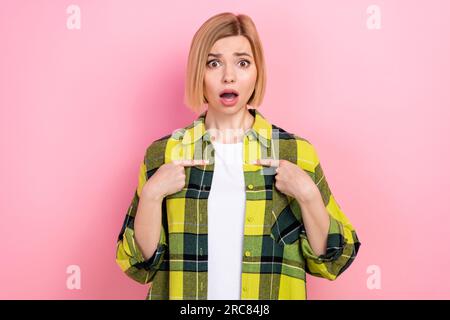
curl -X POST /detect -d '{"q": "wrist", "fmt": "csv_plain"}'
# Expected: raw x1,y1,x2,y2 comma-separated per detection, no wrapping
141,183,165,202
295,183,320,206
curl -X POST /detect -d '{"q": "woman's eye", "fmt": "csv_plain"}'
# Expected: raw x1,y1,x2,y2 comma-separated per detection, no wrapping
207,60,220,68
239,60,251,68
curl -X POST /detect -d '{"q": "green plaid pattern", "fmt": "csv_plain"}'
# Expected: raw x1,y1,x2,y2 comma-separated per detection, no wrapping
116,108,361,300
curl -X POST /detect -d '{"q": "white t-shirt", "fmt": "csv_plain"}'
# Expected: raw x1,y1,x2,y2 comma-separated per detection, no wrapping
207,140,246,300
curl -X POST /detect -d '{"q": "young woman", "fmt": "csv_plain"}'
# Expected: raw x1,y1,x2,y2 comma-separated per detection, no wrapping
116,12,361,300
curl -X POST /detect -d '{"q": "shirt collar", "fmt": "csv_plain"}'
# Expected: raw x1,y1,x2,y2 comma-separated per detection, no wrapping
181,108,272,148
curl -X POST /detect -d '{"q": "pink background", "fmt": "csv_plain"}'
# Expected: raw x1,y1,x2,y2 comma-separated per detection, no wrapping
1,0,449,299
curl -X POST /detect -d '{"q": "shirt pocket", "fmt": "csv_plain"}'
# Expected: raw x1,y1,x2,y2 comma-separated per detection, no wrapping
270,187,301,246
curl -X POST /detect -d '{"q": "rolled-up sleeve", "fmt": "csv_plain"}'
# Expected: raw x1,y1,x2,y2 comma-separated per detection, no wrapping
296,140,361,280
115,160,167,284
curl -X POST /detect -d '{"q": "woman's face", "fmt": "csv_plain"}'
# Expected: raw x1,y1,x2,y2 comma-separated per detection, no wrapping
203,35,257,115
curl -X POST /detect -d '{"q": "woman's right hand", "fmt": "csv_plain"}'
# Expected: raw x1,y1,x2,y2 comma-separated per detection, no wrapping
141,159,210,201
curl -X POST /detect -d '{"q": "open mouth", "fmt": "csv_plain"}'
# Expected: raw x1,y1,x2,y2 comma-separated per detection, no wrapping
220,92,238,99
219,89,239,106
220,89,239,99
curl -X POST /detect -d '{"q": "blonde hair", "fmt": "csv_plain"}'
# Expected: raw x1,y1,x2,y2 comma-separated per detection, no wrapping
184,12,267,114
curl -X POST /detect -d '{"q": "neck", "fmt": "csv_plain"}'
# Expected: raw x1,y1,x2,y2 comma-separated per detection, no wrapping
204,106,255,143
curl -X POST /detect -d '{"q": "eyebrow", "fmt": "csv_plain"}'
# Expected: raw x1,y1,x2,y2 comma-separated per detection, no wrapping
207,52,253,58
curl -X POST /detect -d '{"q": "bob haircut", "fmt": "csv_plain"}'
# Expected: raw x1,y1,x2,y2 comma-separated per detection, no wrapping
184,12,267,114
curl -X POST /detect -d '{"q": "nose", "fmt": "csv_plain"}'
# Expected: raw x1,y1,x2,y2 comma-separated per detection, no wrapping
222,64,235,83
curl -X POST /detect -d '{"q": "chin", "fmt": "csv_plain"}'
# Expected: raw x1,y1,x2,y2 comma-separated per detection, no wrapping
218,102,246,111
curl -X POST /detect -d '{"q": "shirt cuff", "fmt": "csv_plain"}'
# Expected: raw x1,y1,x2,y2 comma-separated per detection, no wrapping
123,226,167,271
300,214,347,263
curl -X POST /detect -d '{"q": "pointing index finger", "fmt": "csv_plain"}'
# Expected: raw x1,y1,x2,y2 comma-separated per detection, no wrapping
173,159,210,166
252,158,280,167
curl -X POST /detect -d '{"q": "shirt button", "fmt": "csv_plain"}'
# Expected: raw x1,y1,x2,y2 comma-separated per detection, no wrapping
247,216,253,222
245,251,251,257
243,287,247,292
248,184,254,190
248,135,254,141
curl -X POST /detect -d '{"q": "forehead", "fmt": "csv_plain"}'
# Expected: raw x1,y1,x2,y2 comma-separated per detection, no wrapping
210,36,253,55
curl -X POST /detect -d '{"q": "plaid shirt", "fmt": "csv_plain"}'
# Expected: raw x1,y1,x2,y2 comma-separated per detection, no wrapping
116,108,361,300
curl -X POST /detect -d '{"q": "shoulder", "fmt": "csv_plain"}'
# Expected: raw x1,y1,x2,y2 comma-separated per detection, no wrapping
271,123,320,172
143,121,193,167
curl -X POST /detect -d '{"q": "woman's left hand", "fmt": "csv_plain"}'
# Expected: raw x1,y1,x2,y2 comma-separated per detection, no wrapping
253,158,319,204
